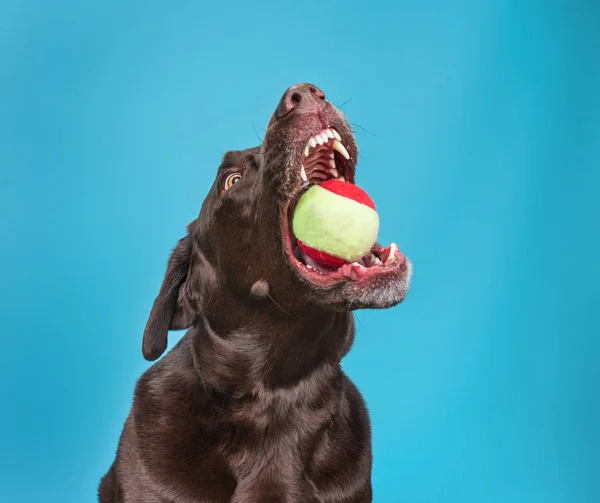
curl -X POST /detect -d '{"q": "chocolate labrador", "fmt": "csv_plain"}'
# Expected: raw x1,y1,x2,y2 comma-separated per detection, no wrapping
99,83,412,502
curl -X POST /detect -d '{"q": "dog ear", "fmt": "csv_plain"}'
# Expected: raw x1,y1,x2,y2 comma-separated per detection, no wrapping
142,222,197,361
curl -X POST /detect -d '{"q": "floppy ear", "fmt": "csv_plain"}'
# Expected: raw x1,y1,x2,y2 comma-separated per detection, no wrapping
142,223,197,361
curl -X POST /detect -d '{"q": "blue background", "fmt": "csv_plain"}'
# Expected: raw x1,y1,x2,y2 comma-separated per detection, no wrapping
1,1,598,501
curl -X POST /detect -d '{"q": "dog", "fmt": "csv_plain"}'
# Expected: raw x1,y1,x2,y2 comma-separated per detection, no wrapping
99,83,412,502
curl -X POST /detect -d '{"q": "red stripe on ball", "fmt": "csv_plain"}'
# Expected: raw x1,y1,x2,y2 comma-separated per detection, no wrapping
320,179,376,210
297,241,349,268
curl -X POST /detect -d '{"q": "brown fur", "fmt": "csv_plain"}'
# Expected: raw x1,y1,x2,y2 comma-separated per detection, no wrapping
99,84,410,502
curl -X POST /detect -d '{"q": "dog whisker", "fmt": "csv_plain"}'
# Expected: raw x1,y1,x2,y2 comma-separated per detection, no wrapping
252,122,265,143
266,293,291,317
205,292,214,310
349,123,377,137
337,97,352,110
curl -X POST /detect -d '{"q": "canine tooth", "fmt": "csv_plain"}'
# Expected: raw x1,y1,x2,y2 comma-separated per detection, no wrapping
325,129,334,139
332,139,350,160
304,145,310,157
332,129,341,141
309,137,317,148
331,168,339,178
386,243,399,263
300,165,308,182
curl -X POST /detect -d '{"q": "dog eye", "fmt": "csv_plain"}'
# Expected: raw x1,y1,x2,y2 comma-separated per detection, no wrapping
224,172,242,190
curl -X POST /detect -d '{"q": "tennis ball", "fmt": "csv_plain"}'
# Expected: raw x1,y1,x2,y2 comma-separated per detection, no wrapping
292,179,379,268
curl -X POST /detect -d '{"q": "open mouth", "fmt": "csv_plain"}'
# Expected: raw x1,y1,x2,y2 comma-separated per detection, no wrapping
282,127,407,287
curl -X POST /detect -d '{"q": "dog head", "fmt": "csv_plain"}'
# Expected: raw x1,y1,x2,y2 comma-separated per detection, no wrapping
142,84,411,361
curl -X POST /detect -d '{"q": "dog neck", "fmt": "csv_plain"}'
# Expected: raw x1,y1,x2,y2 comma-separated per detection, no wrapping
188,289,355,397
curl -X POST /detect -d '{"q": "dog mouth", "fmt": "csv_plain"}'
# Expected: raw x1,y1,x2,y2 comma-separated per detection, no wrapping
282,127,407,287
299,127,354,184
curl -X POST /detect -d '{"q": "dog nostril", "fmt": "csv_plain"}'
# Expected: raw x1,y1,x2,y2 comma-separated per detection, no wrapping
309,86,325,100
290,92,302,105
275,84,326,119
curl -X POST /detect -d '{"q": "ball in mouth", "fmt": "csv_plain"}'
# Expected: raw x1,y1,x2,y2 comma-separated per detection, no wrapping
282,127,407,288
293,179,380,268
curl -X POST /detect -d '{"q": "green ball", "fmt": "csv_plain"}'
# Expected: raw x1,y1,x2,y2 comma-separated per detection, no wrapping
292,180,379,267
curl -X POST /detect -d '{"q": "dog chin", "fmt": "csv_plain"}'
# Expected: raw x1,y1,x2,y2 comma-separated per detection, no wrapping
344,258,413,310
297,255,412,311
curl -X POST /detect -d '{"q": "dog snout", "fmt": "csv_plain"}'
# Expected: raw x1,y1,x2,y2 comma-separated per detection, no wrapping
274,83,326,119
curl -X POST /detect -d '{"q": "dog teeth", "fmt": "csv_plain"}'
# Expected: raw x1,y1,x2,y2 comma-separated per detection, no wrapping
329,159,336,169
303,128,349,161
332,139,350,160
305,263,326,274
386,243,399,264
371,251,383,265
331,168,339,178
300,164,308,182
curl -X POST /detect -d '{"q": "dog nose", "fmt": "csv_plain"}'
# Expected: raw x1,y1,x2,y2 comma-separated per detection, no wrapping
275,83,326,119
